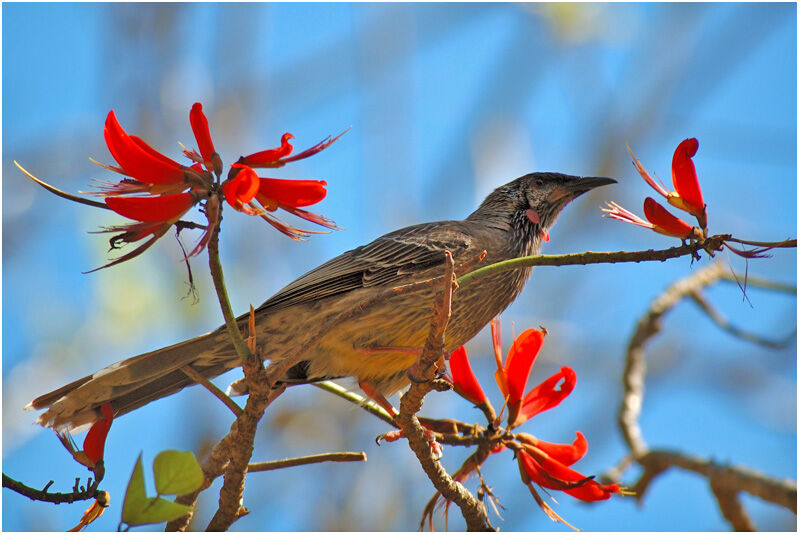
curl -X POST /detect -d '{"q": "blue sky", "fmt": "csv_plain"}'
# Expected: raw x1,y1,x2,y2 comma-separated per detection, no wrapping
3,3,796,531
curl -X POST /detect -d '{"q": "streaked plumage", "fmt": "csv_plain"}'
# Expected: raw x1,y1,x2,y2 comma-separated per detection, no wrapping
29,172,614,430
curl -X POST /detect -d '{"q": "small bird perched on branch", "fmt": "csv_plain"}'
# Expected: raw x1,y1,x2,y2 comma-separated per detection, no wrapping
29,173,615,430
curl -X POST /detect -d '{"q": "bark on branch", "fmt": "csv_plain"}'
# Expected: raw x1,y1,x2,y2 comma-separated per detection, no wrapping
394,251,492,532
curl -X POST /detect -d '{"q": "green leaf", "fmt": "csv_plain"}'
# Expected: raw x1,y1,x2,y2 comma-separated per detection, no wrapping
121,453,148,526
130,497,194,525
153,450,204,496
121,452,196,527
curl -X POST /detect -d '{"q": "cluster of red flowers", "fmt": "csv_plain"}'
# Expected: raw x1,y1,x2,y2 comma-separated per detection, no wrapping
603,138,707,240
433,319,622,529
16,103,345,270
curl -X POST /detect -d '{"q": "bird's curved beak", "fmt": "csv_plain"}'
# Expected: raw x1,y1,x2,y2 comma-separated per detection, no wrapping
572,176,617,193
549,176,617,203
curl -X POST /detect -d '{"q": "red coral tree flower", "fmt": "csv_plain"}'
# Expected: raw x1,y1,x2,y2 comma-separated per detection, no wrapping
603,198,700,240
626,138,708,229
56,402,114,474
443,318,623,529
602,138,709,242
15,102,347,269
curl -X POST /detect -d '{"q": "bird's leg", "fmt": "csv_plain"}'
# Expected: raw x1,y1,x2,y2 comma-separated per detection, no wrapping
362,380,443,459
358,380,398,417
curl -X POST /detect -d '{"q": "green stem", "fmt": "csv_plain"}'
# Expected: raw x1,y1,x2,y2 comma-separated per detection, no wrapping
312,381,397,427
207,221,251,363
457,242,703,289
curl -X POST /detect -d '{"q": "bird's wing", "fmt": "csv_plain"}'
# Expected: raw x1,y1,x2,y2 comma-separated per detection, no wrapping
257,221,478,311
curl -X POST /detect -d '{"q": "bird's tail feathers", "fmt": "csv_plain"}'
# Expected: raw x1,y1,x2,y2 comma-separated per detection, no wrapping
27,328,236,432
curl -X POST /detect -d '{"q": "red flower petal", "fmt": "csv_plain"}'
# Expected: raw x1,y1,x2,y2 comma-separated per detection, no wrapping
643,197,693,238
279,128,349,164
189,103,217,167
449,346,488,405
516,366,576,425
671,138,704,215
129,136,183,169
504,328,545,414
83,403,113,465
519,448,616,501
222,164,261,210
104,111,186,185
533,432,587,466
256,177,327,209
240,133,294,167
564,481,621,502
106,192,194,222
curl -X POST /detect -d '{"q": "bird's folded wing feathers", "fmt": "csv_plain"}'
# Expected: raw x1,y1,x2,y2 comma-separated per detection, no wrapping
257,221,478,311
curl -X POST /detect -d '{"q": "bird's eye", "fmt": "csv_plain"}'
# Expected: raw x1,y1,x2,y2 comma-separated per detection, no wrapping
535,179,544,187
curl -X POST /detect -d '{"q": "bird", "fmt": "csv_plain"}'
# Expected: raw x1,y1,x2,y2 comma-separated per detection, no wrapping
28,172,615,431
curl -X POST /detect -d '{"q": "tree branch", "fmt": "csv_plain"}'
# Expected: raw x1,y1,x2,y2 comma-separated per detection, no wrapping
614,261,797,530
633,449,796,516
456,234,796,289
181,365,243,417
394,251,492,532
689,290,796,349
619,261,729,456
2,473,102,505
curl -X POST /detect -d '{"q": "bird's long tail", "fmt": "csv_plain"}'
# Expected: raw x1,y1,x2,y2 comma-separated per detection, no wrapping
27,326,238,432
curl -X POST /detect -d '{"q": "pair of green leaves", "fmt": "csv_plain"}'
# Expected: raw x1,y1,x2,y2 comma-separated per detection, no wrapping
120,450,203,529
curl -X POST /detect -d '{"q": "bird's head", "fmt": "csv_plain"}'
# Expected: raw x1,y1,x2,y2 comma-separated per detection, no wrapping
468,172,616,250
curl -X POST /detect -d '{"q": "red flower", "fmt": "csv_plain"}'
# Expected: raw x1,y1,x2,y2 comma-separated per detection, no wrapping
239,129,349,168
103,111,190,187
427,319,623,529
670,138,705,219
490,326,551,428
517,447,620,502
642,197,695,238
189,102,220,175
222,164,261,214
56,402,114,470
105,192,195,223
448,345,488,406
17,103,347,268
83,403,114,465
602,199,700,240
516,365,576,425
627,138,707,228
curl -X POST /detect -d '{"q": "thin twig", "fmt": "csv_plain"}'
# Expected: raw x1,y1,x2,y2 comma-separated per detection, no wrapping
312,381,397,427
689,291,796,349
724,237,797,249
455,233,796,289
207,222,252,364
247,452,367,473
181,365,243,417
204,226,283,531
2,473,102,505
633,449,797,515
719,272,797,294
